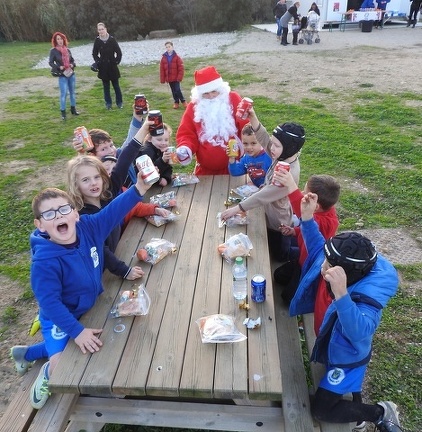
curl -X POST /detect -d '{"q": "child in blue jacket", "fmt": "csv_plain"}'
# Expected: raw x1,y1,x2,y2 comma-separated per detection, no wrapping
228,123,272,188
10,172,151,410
293,192,401,432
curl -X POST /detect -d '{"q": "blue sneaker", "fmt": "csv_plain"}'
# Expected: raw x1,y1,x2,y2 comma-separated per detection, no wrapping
375,401,403,432
11,345,32,376
30,361,50,409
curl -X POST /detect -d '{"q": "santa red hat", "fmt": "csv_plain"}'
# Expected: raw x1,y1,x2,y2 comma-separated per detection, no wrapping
194,66,224,94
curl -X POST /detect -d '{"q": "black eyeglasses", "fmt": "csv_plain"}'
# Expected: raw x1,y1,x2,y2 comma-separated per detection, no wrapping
38,204,74,221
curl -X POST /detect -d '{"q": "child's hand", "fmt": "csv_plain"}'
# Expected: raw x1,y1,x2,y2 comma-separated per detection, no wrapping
135,171,152,196
125,266,145,280
279,224,295,236
75,328,103,354
72,136,85,153
162,148,171,164
220,205,241,222
155,207,171,217
159,178,168,187
272,169,296,192
321,266,348,300
134,119,154,144
300,192,318,221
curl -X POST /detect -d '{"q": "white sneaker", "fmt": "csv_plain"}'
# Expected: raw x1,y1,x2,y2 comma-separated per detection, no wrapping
375,401,402,432
11,345,32,376
353,421,366,431
30,361,50,409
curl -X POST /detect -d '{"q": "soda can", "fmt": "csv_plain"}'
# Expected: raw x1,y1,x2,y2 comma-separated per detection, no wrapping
167,146,179,165
272,161,290,187
227,138,239,158
74,126,94,151
251,274,266,303
148,110,164,136
135,155,160,185
134,94,148,115
236,97,253,120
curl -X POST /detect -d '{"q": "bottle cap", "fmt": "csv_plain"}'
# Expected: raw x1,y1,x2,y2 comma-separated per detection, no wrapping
235,257,243,264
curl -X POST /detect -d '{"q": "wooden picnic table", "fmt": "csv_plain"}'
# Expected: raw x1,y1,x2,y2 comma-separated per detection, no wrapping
48,175,292,431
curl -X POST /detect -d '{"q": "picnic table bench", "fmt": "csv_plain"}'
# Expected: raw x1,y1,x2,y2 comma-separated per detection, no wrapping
0,175,356,432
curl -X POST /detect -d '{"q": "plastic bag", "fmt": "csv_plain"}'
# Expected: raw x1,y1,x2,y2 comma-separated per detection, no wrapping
172,173,200,187
217,233,253,263
196,314,247,343
217,212,248,228
149,191,177,208
136,238,177,265
232,184,259,198
145,212,178,227
110,283,151,317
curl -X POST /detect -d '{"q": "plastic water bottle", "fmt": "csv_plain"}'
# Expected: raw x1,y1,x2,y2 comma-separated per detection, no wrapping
232,257,247,301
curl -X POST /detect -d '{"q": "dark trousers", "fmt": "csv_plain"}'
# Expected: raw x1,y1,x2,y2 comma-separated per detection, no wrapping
267,228,293,263
102,79,122,107
281,27,289,44
169,81,185,103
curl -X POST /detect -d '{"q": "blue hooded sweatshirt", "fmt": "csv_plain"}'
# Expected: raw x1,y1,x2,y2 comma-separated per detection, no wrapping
30,186,143,340
290,218,398,368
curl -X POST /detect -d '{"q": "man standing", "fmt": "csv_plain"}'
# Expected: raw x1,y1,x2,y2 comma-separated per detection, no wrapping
176,66,249,175
273,0,288,41
92,23,123,110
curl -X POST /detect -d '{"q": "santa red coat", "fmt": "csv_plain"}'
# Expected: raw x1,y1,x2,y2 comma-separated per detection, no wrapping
160,52,184,83
176,91,249,175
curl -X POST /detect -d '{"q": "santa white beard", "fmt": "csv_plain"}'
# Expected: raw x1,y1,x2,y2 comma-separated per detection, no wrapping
192,88,237,147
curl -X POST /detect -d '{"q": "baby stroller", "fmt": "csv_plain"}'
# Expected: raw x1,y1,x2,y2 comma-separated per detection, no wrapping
299,11,320,45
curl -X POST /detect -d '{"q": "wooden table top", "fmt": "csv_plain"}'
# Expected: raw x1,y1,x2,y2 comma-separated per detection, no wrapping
49,175,282,403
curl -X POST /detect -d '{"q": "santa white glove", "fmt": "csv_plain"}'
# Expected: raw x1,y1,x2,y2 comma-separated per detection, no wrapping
176,146,192,166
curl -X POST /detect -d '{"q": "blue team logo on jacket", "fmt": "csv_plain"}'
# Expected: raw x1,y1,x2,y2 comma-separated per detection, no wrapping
90,247,99,268
327,367,346,385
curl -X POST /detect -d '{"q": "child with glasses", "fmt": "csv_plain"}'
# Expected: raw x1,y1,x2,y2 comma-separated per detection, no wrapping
11,170,151,410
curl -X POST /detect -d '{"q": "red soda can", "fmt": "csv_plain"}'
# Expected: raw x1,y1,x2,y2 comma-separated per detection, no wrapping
135,155,160,185
74,126,94,151
134,94,148,115
236,97,253,120
251,274,266,303
148,110,164,136
272,161,290,187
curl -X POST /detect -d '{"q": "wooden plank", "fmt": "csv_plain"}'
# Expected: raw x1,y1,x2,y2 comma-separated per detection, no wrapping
180,175,232,398
28,393,78,432
0,361,41,432
113,181,197,396
302,314,354,432
146,176,215,397
70,397,286,432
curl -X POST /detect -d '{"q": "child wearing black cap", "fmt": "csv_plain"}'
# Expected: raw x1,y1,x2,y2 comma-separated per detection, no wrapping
290,192,401,432
220,107,305,263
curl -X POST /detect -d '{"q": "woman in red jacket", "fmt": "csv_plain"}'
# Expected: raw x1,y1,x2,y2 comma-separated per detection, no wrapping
160,41,187,109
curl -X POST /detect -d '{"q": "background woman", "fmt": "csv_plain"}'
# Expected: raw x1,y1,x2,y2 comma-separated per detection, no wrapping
49,32,79,120
92,23,123,110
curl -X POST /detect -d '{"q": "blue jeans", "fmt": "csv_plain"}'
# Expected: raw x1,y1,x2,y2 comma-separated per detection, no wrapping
276,17,282,36
169,81,185,103
58,74,76,111
102,79,123,107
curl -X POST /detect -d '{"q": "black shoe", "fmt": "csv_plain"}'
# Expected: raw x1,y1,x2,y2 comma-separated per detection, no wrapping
70,106,79,116
375,401,402,432
281,42,287,46
117,104,123,109
61,110,66,121
293,42,298,45
106,104,112,110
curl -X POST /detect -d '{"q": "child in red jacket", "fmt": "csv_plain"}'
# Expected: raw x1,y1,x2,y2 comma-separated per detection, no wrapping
159,41,187,109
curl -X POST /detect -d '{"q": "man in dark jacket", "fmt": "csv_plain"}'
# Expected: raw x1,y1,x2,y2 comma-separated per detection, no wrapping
92,22,123,110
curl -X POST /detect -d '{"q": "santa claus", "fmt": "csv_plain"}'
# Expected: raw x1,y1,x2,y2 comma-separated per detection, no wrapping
176,66,250,175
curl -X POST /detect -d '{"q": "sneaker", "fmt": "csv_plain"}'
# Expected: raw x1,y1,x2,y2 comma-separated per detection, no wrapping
11,345,32,376
106,104,112,110
353,421,367,432
375,401,402,432
182,101,188,108
173,103,179,109
117,104,123,109
30,361,50,410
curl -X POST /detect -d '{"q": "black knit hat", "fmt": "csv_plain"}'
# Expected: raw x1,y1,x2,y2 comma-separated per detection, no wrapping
272,122,305,160
324,232,378,286
101,155,117,164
